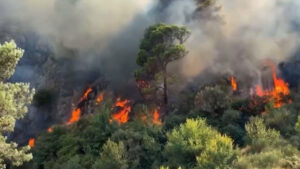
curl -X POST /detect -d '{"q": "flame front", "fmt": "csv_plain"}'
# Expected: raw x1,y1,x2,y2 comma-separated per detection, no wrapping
79,87,93,102
67,108,81,125
255,62,290,108
28,138,35,148
66,88,94,125
231,76,237,91
112,98,131,124
152,108,162,125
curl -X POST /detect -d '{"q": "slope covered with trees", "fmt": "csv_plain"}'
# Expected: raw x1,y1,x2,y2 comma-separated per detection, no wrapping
7,23,299,169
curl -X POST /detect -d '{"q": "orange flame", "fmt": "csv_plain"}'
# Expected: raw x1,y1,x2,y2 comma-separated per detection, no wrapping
255,62,290,108
67,108,81,125
112,98,131,124
96,93,104,104
79,87,93,103
152,108,162,125
231,76,237,91
47,127,53,133
28,138,35,147
66,88,94,125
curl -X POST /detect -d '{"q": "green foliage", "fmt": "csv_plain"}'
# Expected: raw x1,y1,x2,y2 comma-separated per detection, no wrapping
295,115,300,132
111,122,164,169
92,139,128,169
164,118,237,169
33,104,118,169
234,117,300,169
0,41,34,169
135,23,190,106
244,117,282,152
194,85,232,113
0,40,24,81
262,107,298,138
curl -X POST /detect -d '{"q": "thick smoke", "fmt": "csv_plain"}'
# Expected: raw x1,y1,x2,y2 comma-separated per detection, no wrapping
0,0,157,89
0,0,153,53
162,0,300,86
2,0,300,143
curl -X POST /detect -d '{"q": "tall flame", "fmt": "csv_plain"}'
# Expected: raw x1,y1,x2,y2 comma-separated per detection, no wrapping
66,88,94,125
255,62,290,108
112,98,131,124
231,76,238,91
28,138,35,148
67,108,81,125
152,108,162,125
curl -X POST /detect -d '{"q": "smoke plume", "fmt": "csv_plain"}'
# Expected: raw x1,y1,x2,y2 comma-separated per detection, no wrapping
162,0,300,85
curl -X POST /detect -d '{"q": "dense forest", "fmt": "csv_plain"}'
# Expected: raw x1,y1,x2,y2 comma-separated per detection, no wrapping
2,0,300,169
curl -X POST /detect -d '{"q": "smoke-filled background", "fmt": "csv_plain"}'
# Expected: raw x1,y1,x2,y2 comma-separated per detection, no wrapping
1,0,300,143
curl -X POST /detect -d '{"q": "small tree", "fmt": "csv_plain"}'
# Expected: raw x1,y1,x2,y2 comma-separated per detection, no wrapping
164,118,237,169
0,40,35,168
135,23,190,113
92,139,128,169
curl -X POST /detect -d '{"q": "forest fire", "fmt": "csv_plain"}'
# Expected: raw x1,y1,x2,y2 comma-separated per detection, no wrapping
79,87,93,102
231,76,237,91
96,93,104,104
67,87,95,125
254,62,290,108
67,108,81,125
112,98,131,124
28,138,35,148
152,108,162,125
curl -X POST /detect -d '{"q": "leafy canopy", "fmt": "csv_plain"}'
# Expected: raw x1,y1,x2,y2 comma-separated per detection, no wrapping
0,40,35,169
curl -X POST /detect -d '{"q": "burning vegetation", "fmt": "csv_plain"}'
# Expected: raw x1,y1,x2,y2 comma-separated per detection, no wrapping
112,98,131,124
253,62,290,108
6,1,300,168
28,138,35,148
231,76,238,91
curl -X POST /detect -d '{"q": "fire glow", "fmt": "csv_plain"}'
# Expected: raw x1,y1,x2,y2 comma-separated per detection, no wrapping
152,108,162,125
231,76,237,91
96,93,104,104
67,108,81,125
79,87,92,102
28,138,35,148
112,98,131,124
47,127,53,133
254,62,290,108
